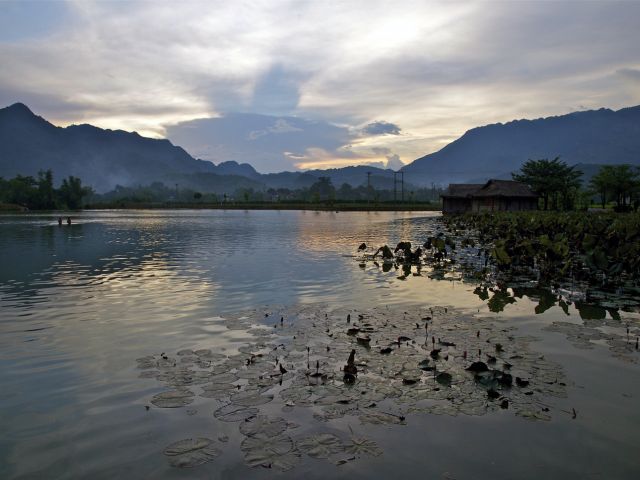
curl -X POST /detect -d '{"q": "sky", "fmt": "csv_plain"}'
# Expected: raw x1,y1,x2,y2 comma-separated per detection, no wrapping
1,0,639,173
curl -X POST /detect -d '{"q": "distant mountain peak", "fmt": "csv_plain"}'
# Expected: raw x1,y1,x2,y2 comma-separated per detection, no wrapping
5,102,33,113
1,102,38,119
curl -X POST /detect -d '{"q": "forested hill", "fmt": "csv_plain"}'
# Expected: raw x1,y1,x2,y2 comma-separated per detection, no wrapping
0,103,395,193
0,103,224,192
3,102,639,192
402,106,640,185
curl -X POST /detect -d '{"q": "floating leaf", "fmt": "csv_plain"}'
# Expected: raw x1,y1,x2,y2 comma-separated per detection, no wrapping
516,409,551,421
163,438,221,468
208,373,238,384
359,411,406,425
436,372,452,386
239,416,288,437
297,433,344,459
151,389,194,408
345,436,383,457
231,391,274,407
200,383,237,398
244,449,300,471
241,433,293,453
214,404,259,422
242,435,299,472
466,361,488,373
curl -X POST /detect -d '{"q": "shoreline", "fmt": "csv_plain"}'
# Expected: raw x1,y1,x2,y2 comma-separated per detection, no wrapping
36,202,440,213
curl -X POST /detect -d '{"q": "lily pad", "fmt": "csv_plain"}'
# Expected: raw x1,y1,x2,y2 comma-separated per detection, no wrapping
297,433,344,459
239,415,288,437
244,449,300,471
345,436,383,457
208,373,238,384
241,435,299,471
200,383,238,398
359,411,406,425
214,404,259,422
151,389,194,408
241,433,294,455
230,391,274,407
163,437,221,468
436,372,453,386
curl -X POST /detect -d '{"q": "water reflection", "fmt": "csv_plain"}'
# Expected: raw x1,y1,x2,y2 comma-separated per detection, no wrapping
474,284,627,321
0,210,638,479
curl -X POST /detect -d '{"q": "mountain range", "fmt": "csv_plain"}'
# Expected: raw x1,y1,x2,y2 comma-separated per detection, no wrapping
1,102,639,193
402,105,640,184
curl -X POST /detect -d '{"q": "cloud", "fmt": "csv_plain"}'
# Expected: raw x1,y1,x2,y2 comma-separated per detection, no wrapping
385,154,405,171
618,68,640,81
361,121,401,136
248,118,302,140
1,0,640,169
166,111,408,172
166,113,352,172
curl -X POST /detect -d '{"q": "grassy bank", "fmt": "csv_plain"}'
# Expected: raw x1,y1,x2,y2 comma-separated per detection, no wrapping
0,203,28,212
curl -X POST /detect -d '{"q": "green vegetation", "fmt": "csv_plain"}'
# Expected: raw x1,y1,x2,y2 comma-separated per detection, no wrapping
589,164,640,210
0,171,442,210
446,211,640,287
0,170,92,210
512,157,583,210
512,158,640,211
85,175,441,209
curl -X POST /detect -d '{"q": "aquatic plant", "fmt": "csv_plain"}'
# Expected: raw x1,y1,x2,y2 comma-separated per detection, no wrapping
138,304,593,471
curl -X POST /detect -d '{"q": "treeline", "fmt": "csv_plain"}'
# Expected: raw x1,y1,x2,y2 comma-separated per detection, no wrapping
89,177,443,206
0,170,93,210
0,171,442,210
512,158,640,211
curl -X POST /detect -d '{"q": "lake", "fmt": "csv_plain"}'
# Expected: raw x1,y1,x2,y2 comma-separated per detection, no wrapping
1,210,638,479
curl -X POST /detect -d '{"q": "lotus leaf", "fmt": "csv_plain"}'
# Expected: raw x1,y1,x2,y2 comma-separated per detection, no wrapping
163,437,221,468
151,389,194,408
345,436,383,457
239,415,288,437
296,433,344,458
214,404,259,422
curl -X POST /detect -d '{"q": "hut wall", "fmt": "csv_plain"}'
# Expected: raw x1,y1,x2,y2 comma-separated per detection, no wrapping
471,197,537,212
442,197,471,213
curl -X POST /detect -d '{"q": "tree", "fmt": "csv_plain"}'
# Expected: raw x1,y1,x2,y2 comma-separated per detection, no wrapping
589,167,612,208
309,177,335,203
337,183,353,201
4,175,38,207
512,157,582,210
34,170,56,209
589,164,640,209
58,175,92,209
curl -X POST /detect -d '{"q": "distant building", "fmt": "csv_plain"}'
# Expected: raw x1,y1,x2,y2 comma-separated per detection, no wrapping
441,179,538,213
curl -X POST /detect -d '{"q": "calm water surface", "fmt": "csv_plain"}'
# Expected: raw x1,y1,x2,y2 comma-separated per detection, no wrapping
0,210,638,479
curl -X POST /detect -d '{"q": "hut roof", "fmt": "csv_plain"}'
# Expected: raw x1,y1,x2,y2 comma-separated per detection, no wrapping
442,180,537,198
441,184,483,198
473,179,538,198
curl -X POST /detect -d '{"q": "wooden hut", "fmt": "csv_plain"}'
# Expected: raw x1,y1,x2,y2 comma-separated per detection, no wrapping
441,179,538,213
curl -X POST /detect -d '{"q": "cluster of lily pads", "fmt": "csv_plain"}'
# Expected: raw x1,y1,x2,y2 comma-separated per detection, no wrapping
137,304,570,471
357,212,640,321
